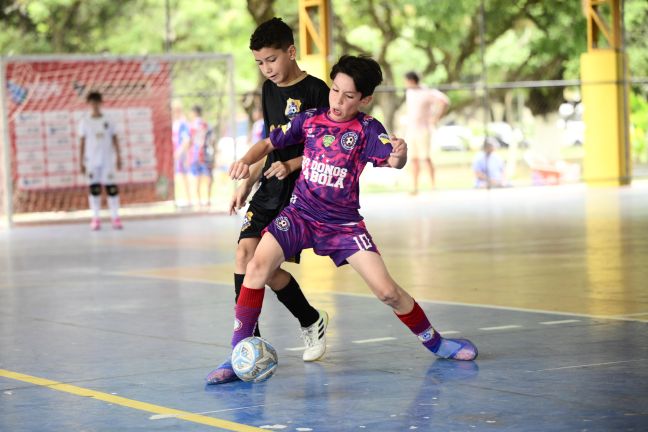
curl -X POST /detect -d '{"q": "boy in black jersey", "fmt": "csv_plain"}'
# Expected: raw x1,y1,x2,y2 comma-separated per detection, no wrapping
206,17,330,385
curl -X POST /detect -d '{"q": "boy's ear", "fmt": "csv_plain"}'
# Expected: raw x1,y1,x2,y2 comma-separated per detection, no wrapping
360,95,373,106
287,45,297,60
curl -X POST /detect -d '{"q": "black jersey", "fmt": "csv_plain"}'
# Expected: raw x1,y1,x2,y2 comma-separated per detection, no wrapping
252,73,329,210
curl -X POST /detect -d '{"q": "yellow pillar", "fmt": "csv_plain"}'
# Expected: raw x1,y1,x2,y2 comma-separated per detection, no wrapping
298,0,331,83
580,0,631,186
581,51,631,186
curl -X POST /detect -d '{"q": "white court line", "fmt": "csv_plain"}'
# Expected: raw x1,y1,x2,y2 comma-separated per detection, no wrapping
285,346,306,351
352,337,397,344
610,312,648,318
526,359,646,373
150,404,275,420
438,330,460,335
479,325,522,331
331,291,648,323
116,272,648,323
540,319,581,325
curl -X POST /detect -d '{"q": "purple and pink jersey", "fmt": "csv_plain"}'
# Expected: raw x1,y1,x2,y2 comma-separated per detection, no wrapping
269,108,394,224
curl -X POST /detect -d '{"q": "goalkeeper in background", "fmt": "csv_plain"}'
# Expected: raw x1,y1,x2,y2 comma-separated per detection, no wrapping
79,91,124,230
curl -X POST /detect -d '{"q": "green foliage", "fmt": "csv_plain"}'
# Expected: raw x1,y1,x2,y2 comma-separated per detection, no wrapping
630,90,648,164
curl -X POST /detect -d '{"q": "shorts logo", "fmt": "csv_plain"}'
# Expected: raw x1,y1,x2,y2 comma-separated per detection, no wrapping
274,216,290,231
241,211,253,232
289,194,297,204
322,135,336,148
378,133,392,145
234,318,242,331
284,98,302,119
341,131,358,151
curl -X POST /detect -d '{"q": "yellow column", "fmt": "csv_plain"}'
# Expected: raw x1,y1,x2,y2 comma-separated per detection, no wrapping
581,51,631,186
580,0,631,186
298,0,331,83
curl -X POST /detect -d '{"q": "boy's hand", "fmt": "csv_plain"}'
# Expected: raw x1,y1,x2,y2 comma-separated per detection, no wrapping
390,136,407,159
264,161,290,180
229,183,250,215
229,160,250,180
116,156,123,171
80,162,86,175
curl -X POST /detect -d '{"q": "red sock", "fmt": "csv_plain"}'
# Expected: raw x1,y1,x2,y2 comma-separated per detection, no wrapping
231,285,265,348
395,301,441,351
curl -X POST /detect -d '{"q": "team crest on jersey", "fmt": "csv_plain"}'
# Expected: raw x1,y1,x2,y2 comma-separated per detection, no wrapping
241,211,253,232
322,135,336,148
378,133,392,145
341,131,358,151
284,98,302,119
275,216,290,231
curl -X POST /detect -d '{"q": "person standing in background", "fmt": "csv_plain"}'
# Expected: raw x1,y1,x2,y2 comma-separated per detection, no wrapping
403,71,449,194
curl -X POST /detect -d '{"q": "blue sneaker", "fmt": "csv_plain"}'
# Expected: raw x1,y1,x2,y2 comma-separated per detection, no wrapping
433,338,478,361
205,358,240,385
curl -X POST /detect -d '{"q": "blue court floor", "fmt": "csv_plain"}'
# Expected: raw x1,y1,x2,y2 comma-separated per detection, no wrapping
1,185,647,431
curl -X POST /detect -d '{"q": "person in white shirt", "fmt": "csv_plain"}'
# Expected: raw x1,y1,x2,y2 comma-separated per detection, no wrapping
473,137,507,189
404,71,449,194
79,91,123,230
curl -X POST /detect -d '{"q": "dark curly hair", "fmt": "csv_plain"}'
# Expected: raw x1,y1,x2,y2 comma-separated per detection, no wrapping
86,91,103,103
249,17,294,51
330,55,383,98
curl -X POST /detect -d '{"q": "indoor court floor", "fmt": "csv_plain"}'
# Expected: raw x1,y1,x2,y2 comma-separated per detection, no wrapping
1,184,647,431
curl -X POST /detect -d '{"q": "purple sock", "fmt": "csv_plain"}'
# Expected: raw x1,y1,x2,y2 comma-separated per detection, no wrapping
395,301,442,352
231,286,265,348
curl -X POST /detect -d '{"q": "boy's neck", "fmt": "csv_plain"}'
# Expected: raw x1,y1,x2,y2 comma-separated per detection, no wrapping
277,64,306,87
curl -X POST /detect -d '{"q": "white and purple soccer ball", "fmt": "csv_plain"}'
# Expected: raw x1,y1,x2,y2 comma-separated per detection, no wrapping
231,336,278,383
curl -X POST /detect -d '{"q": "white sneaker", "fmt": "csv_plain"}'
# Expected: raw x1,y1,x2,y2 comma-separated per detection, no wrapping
301,310,328,362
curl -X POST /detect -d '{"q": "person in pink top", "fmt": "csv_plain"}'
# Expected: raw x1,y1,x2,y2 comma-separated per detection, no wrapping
207,56,477,383
404,71,449,193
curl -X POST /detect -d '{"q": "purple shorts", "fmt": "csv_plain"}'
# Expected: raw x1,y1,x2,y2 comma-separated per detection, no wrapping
264,205,380,267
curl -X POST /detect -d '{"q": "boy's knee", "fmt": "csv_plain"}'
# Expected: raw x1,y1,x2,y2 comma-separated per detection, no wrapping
245,257,270,281
235,241,255,268
375,286,401,307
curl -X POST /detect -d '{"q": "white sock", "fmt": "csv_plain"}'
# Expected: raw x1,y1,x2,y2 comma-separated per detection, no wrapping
88,195,101,218
108,195,120,220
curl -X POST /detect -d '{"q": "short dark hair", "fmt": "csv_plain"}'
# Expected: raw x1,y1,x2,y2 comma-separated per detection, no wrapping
330,55,383,98
405,71,420,84
249,17,294,51
192,105,203,116
86,91,102,103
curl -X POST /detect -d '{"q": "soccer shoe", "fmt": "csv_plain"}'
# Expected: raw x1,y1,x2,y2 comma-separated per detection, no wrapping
205,358,240,385
111,217,123,230
301,310,328,362
433,338,478,361
90,218,101,231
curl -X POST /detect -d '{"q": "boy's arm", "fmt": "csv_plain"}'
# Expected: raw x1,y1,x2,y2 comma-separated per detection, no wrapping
229,138,274,180
113,134,122,170
79,137,86,174
387,136,408,169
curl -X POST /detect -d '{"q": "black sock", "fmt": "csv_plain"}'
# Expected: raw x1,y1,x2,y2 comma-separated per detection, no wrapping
234,273,260,337
274,276,319,328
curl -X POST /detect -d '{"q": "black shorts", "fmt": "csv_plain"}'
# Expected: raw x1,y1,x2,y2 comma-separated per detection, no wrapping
237,201,300,263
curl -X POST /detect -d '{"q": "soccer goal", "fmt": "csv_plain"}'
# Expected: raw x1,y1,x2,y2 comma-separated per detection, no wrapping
0,53,236,226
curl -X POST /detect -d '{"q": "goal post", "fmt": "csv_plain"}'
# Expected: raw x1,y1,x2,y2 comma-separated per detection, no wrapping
0,53,236,226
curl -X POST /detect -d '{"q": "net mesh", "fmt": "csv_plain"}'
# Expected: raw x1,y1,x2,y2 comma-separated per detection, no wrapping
0,54,235,222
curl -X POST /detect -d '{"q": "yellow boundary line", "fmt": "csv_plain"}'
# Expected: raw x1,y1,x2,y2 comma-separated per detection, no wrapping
0,369,265,432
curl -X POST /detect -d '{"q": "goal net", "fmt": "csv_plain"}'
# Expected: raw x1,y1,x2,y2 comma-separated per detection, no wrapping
0,53,236,225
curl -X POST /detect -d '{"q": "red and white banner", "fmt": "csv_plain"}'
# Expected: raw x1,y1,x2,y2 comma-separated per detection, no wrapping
4,58,174,212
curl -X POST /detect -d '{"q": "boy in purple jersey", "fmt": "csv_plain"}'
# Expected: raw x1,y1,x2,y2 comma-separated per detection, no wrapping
219,56,477,383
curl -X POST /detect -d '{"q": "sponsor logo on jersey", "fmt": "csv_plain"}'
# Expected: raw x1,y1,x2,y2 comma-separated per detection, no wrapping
322,135,336,148
241,211,253,232
275,216,290,231
378,133,392,145
281,122,291,133
284,98,302,119
290,194,297,204
341,131,358,151
362,115,374,126
234,318,242,331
